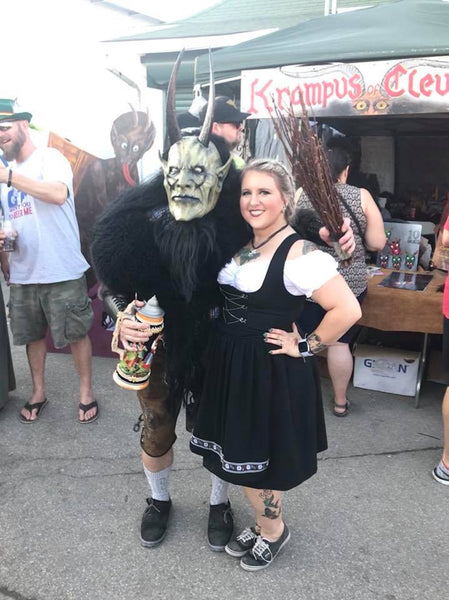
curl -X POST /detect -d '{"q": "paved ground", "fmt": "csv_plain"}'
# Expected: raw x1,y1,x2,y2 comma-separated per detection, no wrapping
1,288,448,600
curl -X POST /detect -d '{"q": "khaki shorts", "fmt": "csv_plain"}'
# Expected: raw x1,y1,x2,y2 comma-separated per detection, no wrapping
9,276,93,348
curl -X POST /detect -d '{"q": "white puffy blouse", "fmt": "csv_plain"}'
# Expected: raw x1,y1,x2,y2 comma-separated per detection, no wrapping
218,249,338,297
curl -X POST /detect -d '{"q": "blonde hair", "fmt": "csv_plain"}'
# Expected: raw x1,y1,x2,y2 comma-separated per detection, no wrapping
241,159,295,221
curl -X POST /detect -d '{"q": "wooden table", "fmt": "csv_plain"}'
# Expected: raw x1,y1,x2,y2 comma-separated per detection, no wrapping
358,268,445,406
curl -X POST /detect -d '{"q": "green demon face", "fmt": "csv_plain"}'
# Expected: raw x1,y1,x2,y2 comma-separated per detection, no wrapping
161,137,232,221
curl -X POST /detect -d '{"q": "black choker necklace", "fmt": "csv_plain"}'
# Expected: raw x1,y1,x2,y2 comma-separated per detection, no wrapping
251,223,289,251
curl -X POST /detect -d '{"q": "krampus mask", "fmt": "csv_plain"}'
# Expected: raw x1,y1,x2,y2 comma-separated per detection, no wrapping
160,52,232,221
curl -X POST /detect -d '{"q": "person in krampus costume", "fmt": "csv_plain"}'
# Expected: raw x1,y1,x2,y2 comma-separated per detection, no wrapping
91,53,354,551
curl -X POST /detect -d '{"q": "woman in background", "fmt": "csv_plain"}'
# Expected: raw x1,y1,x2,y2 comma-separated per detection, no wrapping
297,146,386,416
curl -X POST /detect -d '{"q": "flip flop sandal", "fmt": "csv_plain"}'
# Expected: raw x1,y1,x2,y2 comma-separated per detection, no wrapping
19,398,48,424
78,400,99,424
333,401,350,417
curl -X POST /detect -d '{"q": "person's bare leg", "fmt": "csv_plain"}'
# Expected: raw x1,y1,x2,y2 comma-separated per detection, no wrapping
142,448,173,473
243,487,284,541
327,342,353,413
21,338,47,420
432,387,449,484
441,387,449,465
70,335,95,421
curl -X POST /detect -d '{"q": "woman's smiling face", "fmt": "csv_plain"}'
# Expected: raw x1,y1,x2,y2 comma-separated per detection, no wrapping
240,170,287,232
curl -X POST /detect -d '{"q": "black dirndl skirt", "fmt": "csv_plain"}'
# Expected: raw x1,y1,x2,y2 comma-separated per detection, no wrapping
190,320,327,491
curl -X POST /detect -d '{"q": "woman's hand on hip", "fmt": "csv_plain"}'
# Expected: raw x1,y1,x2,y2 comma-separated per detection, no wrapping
264,322,301,357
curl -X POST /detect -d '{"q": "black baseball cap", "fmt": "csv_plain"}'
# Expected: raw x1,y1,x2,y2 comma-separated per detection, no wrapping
200,96,251,124
177,111,200,129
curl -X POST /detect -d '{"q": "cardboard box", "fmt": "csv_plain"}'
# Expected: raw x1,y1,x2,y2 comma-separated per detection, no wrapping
353,344,421,397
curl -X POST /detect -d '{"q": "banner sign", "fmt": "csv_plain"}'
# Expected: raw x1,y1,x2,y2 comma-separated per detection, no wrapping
241,56,449,118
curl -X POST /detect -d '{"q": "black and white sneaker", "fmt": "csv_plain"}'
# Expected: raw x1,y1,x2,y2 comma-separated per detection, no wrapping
207,501,234,551
432,461,449,486
240,524,290,571
140,498,172,548
225,527,258,557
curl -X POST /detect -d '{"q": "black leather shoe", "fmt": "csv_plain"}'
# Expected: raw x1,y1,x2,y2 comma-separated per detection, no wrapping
207,501,234,551
140,498,172,548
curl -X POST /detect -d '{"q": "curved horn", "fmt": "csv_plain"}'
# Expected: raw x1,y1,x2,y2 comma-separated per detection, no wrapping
110,122,119,143
198,50,214,147
128,103,139,128
166,50,184,145
143,106,152,133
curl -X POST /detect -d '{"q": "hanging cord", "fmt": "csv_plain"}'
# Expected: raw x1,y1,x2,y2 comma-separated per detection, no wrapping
133,413,144,432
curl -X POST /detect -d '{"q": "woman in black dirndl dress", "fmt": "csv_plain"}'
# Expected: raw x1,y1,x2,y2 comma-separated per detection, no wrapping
192,234,326,491
190,159,362,571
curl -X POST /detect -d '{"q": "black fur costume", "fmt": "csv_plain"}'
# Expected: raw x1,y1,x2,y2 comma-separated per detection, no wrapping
91,134,322,417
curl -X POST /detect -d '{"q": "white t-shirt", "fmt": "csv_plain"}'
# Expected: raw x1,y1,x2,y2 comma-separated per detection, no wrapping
0,147,89,284
218,250,338,297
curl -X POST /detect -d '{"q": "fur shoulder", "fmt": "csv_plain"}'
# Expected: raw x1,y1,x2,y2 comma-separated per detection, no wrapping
91,173,166,299
291,207,326,247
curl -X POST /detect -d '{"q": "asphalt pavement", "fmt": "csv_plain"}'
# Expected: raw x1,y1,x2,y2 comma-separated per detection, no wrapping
1,288,448,600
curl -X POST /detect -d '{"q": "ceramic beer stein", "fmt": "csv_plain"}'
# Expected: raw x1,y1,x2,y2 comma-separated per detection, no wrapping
112,295,164,390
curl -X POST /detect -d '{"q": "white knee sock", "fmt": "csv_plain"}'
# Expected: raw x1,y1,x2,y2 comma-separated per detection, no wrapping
210,473,229,506
143,464,171,502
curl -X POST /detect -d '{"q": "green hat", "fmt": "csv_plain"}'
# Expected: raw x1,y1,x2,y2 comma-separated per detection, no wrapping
0,98,32,124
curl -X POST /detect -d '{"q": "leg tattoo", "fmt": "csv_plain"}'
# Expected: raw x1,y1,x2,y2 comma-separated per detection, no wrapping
259,489,281,520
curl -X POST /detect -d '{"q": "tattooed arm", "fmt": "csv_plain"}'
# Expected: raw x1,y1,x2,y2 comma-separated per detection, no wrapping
265,274,360,357
306,331,327,354
265,242,361,357
300,240,319,255
308,273,361,346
